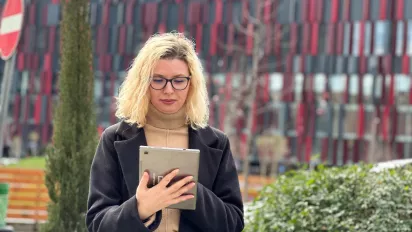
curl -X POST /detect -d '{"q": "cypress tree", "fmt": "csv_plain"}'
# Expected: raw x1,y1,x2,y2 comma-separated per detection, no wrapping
41,0,97,231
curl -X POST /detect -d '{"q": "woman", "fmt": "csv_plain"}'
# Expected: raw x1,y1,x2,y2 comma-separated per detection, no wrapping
86,32,244,232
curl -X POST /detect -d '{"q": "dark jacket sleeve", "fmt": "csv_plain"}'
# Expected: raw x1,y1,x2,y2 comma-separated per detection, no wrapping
180,136,244,232
86,129,162,232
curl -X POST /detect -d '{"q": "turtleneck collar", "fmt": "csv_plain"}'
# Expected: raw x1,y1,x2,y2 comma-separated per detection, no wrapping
145,103,187,129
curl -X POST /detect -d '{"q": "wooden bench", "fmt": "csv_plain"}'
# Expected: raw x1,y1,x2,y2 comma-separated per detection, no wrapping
0,168,48,225
0,168,270,225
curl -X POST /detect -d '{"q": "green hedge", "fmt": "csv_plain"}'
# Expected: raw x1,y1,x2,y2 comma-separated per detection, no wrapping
244,164,412,232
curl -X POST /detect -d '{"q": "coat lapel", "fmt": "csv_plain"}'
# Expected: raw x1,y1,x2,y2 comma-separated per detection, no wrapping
114,124,147,197
188,127,223,190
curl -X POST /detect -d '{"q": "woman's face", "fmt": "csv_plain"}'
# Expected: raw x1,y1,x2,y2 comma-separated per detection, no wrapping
149,59,190,114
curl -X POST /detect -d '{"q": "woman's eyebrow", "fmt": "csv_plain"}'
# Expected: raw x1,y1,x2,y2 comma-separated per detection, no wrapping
152,73,188,77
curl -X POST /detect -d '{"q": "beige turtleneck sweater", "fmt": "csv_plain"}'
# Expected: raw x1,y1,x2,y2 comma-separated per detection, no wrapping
142,104,188,232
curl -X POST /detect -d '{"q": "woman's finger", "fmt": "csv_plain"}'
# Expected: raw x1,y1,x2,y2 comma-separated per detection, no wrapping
137,172,149,192
158,169,179,188
167,194,195,206
171,182,196,199
167,175,194,194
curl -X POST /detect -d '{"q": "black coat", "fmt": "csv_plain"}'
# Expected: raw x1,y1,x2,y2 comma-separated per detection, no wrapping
86,121,244,232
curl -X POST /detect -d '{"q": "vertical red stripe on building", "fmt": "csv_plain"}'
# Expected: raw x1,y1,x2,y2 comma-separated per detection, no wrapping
125,1,135,24
332,139,338,165
388,74,395,105
13,95,21,123
118,26,126,54
330,0,339,23
196,24,203,53
42,125,49,145
343,140,349,164
402,55,410,74
48,26,56,53
344,74,349,103
17,52,24,70
263,73,270,102
301,0,309,22
379,0,388,19
308,0,316,22
273,24,281,55
102,3,110,25
402,22,408,55
45,71,52,95
265,23,273,54
34,95,42,124
363,0,370,20
263,0,272,23
316,0,324,22
47,96,53,124
210,24,217,55
228,24,235,54
311,23,319,55
290,23,298,55
391,107,398,145
302,23,310,55
359,22,365,56
24,95,29,122
396,0,404,20
326,24,335,54
29,4,36,24
342,0,351,21
215,0,223,23
358,104,365,138
382,105,391,141
336,23,344,55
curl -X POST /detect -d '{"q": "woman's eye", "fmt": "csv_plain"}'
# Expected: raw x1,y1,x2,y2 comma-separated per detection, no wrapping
153,78,164,83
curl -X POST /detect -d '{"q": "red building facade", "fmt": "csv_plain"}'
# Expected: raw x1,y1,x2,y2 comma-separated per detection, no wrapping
1,0,412,164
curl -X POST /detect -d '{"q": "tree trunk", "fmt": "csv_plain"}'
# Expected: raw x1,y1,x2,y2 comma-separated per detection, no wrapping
242,25,264,201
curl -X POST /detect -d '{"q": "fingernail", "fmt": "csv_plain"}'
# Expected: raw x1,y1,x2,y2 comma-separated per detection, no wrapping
188,176,193,180
174,169,180,173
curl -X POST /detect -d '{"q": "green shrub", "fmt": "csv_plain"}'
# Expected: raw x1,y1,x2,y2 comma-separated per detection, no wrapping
244,164,412,232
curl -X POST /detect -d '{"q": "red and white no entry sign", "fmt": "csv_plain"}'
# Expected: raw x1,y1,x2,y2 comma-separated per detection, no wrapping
0,0,24,60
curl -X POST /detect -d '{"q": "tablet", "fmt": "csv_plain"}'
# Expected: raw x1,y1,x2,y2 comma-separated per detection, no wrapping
138,146,200,210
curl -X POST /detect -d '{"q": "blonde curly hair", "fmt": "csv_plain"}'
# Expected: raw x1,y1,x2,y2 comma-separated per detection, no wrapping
115,32,209,129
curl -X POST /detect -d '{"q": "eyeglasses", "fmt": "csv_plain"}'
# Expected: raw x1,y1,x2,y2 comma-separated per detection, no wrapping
150,76,191,90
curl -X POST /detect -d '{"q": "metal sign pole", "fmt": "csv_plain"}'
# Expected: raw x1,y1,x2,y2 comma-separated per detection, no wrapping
0,53,16,158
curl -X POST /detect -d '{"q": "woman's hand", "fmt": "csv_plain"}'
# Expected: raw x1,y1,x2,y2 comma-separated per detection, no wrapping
135,169,196,220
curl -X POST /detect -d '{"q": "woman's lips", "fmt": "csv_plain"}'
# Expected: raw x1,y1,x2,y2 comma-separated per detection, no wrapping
160,99,176,105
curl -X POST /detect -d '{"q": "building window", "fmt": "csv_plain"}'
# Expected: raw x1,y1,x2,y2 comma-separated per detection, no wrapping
314,73,326,100
269,72,283,102
396,21,405,56
364,22,372,55
348,75,359,103
352,22,360,56
395,74,410,105
407,21,412,55
294,73,304,102
329,74,346,104
362,74,374,104
375,21,390,55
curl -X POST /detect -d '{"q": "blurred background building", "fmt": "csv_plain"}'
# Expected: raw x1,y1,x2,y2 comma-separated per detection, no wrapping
1,0,412,169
